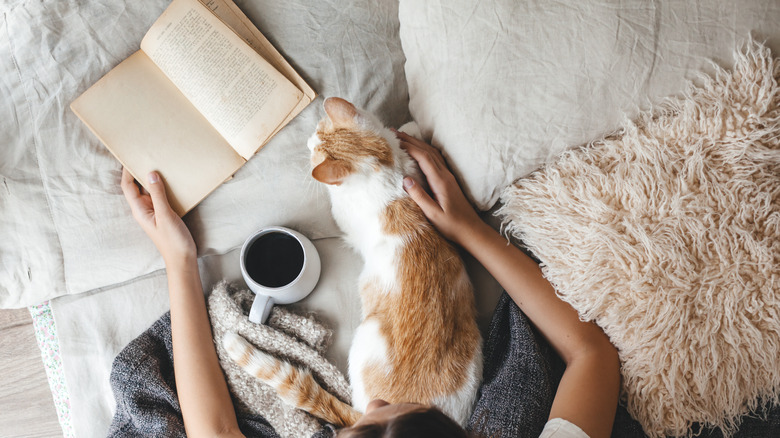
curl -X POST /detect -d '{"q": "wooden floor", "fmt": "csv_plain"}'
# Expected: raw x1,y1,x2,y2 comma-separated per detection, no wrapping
0,308,63,437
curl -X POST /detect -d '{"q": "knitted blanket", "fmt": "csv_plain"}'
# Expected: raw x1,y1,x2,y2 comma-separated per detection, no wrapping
106,310,292,438
208,281,351,438
469,293,780,438
108,287,779,437
106,281,340,438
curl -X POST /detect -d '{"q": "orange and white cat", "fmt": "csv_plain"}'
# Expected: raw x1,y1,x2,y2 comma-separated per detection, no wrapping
224,97,482,427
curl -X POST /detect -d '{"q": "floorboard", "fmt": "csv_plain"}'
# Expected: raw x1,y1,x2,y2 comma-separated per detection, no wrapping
0,308,63,437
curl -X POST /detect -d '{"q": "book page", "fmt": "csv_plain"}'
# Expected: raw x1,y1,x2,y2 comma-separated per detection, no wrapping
201,0,315,140
200,0,315,98
140,0,303,159
70,51,245,216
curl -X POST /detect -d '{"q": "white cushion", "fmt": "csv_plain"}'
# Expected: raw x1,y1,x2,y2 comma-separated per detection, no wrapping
399,0,780,210
0,0,411,307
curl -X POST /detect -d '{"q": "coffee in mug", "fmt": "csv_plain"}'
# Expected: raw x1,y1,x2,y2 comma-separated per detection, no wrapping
244,232,305,288
239,226,321,324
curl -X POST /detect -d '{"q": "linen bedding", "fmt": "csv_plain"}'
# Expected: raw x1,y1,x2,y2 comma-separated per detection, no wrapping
2,0,779,437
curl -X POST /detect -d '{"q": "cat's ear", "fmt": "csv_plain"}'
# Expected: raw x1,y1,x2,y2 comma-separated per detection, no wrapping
312,157,353,185
324,97,358,128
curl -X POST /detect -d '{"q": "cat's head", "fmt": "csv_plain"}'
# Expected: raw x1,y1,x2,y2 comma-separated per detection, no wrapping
307,97,402,186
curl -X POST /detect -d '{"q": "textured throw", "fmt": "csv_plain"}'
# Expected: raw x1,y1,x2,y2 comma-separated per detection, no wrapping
106,281,342,438
471,294,780,438
107,311,290,438
208,281,351,438
498,40,780,438
108,285,780,438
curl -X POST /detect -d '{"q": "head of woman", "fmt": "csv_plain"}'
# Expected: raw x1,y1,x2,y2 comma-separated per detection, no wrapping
337,399,469,438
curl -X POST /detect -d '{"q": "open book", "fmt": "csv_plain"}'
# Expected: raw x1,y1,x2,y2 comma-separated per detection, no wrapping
71,0,315,216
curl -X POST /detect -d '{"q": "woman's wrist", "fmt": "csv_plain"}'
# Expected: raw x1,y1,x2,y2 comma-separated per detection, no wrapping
165,256,203,302
456,218,499,254
164,252,198,276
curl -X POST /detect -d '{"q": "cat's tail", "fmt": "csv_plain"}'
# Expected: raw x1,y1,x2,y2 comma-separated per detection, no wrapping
222,332,362,427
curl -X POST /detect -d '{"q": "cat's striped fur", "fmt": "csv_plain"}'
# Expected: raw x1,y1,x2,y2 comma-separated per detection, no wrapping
223,332,361,426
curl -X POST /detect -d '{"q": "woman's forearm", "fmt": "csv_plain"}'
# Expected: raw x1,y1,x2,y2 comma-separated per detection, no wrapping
460,222,620,438
397,132,619,436
120,169,243,437
459,222,601,359
168,260,244,438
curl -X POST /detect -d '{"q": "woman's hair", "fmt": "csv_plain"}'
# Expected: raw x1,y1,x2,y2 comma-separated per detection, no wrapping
336,407,469,438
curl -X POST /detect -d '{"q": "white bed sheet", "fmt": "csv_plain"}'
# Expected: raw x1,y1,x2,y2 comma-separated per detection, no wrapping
0,0,411,308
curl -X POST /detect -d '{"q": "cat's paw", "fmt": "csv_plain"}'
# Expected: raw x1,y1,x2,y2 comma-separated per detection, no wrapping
398,121,422,140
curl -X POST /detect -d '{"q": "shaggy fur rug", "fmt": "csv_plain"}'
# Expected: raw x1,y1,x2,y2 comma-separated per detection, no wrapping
498,40,780,438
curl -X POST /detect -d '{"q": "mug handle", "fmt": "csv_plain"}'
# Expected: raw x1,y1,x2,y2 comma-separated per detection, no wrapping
249,294,274,324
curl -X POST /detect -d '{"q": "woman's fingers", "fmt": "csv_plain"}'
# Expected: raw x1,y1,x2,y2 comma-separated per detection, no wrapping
121,168,151,220
396,131,462,206
403,176,442,219
400,139,448,187
400,138,437,170
396,131,446,169
394,129,429,149
145,171,172,217
119,168,196,265
120,167,139,199
393,131,482,244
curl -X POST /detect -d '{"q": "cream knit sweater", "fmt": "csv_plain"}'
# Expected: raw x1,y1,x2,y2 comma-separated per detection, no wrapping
208,281,352,438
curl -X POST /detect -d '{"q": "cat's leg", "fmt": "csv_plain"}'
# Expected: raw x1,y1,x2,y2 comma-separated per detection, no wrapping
432,347,483,427
348,318,390,413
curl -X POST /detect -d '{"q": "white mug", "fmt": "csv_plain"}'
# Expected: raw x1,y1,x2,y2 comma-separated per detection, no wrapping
239,226,321,324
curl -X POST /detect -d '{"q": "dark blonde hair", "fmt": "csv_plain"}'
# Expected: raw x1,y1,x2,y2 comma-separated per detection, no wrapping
337,407,469,438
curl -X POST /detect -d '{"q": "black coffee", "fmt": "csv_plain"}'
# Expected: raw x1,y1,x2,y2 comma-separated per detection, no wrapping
245,232,305,288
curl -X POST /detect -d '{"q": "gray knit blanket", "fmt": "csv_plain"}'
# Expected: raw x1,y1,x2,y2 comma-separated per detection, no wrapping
107,288,780,438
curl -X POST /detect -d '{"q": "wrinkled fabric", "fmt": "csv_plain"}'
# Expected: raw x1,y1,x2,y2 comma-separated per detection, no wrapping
399,0,780,210
0,0,411,307
468,292,566,438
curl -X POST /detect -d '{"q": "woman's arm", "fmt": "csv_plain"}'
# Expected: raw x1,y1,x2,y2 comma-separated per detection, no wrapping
121,168,245,438
397,132,620,438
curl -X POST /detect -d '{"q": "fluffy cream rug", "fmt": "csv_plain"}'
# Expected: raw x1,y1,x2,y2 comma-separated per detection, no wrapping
498,40,779,438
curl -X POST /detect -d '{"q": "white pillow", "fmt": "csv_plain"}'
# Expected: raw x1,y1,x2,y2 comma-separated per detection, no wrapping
399,0,780,210
0,0,410,307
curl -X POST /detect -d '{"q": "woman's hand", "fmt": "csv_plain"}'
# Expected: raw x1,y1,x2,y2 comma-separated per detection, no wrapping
396,131,485,246
121,167,196,269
